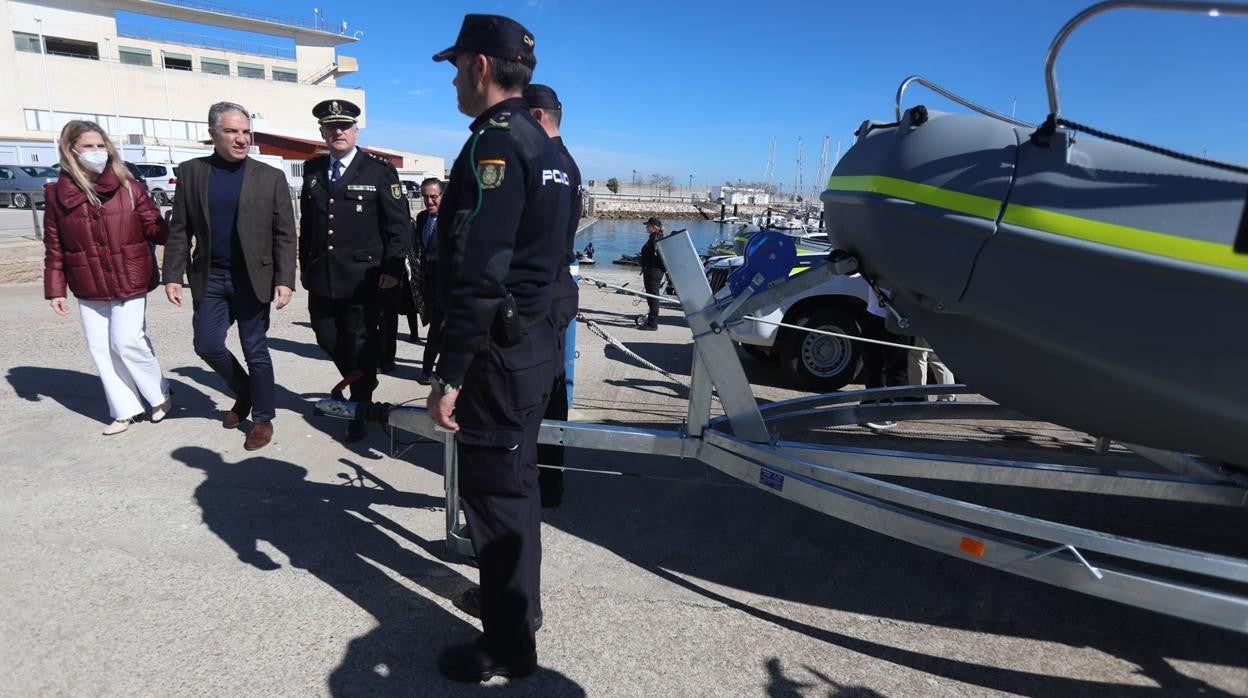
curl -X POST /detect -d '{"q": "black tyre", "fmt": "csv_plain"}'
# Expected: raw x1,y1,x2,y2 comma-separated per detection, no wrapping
776,307,863,391
12,192,30,209
151,189,169,206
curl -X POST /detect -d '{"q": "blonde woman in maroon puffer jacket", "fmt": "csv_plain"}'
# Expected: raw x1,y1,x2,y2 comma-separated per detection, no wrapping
43,121,171,435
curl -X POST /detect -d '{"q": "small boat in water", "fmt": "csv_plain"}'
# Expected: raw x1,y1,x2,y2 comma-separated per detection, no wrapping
614,254,641,267
575,242,596,265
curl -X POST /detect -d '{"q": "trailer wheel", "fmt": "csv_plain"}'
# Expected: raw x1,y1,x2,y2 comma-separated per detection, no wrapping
776,307,862,391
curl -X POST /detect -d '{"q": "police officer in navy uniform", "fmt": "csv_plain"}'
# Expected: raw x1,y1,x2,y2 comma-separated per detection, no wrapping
300,99,410,442
428,14,570,683
523,83,581,509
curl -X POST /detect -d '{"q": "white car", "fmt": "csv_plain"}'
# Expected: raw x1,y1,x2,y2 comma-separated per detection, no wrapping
131,163,178,205
706,252,873,391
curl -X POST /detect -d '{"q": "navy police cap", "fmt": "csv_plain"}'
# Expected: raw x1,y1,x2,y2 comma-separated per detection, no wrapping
313,99,360,125
523,84,561,110
432,14,536,70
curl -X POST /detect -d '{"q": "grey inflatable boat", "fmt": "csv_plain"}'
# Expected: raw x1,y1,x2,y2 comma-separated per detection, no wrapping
821,5,1248,466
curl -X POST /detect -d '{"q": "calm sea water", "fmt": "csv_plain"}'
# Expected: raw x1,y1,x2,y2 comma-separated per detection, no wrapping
573,218,743,266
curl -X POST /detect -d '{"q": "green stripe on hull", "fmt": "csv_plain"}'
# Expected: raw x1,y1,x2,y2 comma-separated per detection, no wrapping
825,175,1248,273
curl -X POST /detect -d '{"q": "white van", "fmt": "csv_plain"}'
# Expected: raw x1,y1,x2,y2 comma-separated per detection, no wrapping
706,252,872,391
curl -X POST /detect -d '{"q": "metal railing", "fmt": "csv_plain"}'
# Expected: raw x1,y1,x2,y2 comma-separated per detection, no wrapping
1,190,52,240
116,23,296,59
142,0,334,32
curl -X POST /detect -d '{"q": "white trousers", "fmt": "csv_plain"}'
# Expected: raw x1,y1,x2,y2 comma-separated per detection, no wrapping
908,337,955,399
79,296,168,420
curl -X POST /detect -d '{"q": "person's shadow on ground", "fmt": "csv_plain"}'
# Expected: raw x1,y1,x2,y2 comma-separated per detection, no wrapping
173,446,585,695
7,366,214,424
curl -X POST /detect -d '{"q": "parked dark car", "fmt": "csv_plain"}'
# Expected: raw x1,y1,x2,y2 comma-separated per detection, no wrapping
0,164,58,208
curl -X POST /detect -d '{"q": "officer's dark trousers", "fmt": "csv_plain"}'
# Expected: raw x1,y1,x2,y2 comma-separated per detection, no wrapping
378,280,419,369
456,321,556,660
642,267,664,325
537,280,578,507
860,313,909,398
192,267,275,421
420,262,443,376
308,292,381,404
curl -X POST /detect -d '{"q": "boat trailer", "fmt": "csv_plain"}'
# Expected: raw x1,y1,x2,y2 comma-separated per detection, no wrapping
316,229,1248,636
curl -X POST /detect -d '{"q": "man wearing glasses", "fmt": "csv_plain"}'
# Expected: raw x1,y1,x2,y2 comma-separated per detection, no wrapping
299,99,410,442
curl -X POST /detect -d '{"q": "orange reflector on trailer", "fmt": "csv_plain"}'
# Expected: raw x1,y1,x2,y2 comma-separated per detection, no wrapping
960,537,986,557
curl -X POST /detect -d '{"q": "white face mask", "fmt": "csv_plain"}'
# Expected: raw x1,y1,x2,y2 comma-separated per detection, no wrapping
76,150,109,175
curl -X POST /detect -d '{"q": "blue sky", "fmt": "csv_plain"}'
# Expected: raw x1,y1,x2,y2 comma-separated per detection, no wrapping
126,0,1248,191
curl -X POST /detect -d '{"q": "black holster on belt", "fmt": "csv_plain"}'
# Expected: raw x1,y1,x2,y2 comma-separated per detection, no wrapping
490,294,550,348
491,294,525,347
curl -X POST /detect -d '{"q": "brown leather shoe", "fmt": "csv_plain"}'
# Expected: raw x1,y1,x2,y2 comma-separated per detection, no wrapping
223,399,250,429
244,420,273,451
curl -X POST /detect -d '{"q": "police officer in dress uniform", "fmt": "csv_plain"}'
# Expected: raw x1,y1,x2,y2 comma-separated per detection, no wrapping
523,83,581,509
427,14,570,683
300,99,410,442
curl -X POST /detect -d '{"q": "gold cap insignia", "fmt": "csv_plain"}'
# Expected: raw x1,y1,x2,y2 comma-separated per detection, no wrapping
523,34,534,47
330,101,342,115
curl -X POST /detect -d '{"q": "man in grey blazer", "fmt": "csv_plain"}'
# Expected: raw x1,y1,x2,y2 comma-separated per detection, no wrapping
162,101,296,451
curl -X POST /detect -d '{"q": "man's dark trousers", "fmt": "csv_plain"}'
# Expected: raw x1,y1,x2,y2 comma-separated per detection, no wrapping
537,279,578,506
309,293,381,403
642,267,663,325
456,321,556,660
378,280,419,368
420,262,443,375
192,267,275,421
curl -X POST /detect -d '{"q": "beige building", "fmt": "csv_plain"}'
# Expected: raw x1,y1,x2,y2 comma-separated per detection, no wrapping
1,0,365,150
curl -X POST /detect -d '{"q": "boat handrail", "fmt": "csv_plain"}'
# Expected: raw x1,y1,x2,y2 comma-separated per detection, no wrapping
1045,1,1248,121
894,75,1035,128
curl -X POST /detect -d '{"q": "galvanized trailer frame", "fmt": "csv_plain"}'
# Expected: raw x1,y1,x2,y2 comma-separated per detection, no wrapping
318,230,1248,636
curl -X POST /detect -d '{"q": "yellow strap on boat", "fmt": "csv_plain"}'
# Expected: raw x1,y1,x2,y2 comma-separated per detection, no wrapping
826,175,1001,220
826,175,1248,274
1001,204,1248,273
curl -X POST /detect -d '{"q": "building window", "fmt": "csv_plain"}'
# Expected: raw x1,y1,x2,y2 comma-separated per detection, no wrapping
237,62,265,79
272,66,297,83
44,36,98,60
14,31,41,53
119,46,152,66
162,52,192,71
201,57,229,75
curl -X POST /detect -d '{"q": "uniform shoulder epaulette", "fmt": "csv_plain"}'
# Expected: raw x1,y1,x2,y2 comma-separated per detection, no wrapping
365,151,395,167
487,112,513,128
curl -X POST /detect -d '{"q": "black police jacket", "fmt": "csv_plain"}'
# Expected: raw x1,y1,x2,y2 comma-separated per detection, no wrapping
435,97,571,385
299,149,411,299
553,136,582,302
640,234,666,273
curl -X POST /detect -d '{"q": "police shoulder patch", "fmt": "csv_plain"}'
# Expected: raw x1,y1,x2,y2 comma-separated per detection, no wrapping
477,159,506,189
390,183,402,199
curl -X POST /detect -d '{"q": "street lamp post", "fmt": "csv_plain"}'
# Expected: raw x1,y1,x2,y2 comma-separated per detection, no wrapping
35,18,57,148
159,50,175,161
103,37,121,140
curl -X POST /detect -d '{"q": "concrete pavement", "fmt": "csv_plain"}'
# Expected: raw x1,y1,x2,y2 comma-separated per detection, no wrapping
1,267,1246,696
